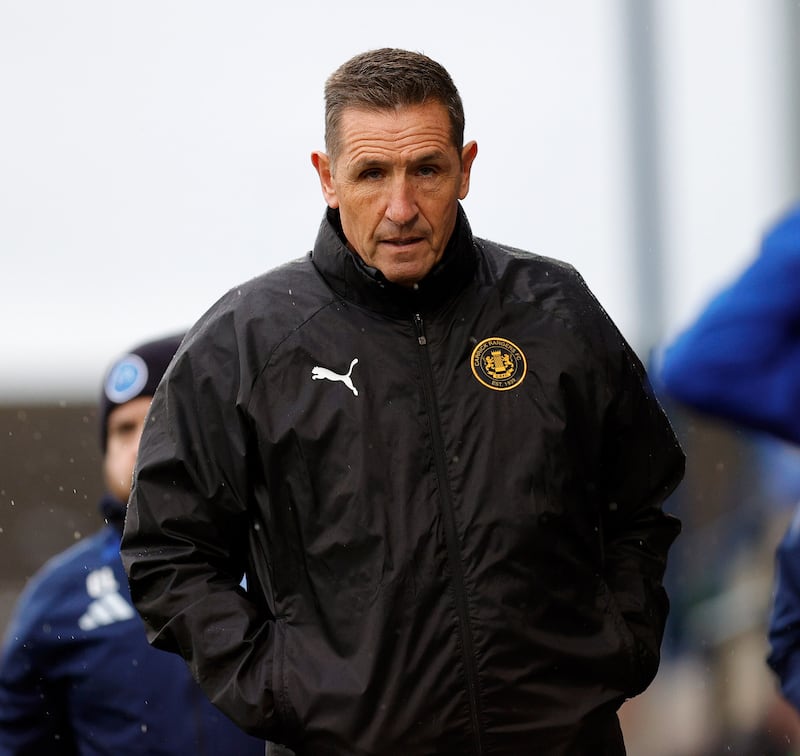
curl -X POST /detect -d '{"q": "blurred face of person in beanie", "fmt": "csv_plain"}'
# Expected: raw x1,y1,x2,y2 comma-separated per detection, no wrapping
103,396,151,503
98,333,184,505
312,101,477,287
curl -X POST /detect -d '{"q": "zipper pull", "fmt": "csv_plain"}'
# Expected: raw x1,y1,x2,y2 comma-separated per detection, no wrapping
414,313,427,345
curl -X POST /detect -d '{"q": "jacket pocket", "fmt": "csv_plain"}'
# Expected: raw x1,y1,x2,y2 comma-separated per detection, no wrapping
597,579,648,693
272,618,298,729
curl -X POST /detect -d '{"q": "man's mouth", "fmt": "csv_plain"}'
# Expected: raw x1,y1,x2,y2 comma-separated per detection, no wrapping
381,237,424,248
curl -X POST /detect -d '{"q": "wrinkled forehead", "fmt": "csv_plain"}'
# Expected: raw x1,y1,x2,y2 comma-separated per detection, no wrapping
332,101,457,162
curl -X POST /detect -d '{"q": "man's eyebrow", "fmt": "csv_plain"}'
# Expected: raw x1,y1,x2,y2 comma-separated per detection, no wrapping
348,151,450,174
413,150,449,164
349,156,388,173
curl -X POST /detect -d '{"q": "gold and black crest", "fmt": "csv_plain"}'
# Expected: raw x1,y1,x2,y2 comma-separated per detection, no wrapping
470,337,527,391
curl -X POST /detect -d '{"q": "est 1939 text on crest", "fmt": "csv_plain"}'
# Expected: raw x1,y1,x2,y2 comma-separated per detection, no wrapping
470,337,527,391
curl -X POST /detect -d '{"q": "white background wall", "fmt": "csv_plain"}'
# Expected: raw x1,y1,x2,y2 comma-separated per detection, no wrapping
1,0,797,399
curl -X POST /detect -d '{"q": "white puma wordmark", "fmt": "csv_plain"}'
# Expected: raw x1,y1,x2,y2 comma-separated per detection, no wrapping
311,358,359,396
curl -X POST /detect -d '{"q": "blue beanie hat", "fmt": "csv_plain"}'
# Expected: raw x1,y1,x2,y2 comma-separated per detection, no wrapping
98,333,184,451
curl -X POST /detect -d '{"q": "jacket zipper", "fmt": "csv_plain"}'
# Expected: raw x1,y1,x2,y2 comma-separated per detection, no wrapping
413,312,484,755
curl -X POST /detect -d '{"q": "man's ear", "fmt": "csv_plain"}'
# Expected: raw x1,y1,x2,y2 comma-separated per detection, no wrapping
458,141,478,200
311,151,339,209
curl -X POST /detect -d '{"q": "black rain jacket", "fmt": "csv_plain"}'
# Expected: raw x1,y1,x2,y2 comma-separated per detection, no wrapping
122,206,684,755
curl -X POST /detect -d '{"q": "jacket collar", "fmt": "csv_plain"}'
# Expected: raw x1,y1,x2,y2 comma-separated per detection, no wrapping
100,491,126,534
311,204,478,318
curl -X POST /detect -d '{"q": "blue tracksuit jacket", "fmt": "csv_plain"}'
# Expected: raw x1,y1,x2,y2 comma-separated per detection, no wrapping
0,501,266,755
658,202,800,710
659,203,800,444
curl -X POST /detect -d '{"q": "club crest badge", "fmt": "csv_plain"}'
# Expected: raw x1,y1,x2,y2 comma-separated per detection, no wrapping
470,337,527,391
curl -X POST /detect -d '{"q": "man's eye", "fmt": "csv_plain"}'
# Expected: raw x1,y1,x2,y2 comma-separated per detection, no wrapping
418,166,437,177
111,424,136,439
360,169,383,180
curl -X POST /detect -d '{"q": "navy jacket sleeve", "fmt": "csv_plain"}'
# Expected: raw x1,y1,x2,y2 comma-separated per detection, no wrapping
659,203,800,444
768,507,800,710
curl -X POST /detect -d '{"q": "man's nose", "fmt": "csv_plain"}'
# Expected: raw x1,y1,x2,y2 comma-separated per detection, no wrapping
385,177,418,226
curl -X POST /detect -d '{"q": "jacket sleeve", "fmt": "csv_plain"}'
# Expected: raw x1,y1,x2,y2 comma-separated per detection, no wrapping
120,310,282,740
590,289,685,696
768,507,800,711
659,203,800,444
0,583,74,754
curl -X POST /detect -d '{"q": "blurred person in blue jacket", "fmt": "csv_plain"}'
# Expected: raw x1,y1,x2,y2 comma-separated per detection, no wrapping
659,203,800,713
0,334,266,755
660,202,800,443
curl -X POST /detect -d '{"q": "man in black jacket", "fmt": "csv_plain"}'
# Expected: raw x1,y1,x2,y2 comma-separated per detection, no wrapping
121,48,684,755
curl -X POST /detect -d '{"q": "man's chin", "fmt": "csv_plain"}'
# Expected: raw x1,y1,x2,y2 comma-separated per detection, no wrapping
380,261,435,288
375,251,439,287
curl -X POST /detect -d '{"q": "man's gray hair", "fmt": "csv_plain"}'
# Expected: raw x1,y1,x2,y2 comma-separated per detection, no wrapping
323,48,466,164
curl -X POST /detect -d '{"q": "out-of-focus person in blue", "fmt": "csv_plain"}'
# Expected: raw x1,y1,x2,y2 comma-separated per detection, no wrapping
658,203,800,716
660,202,800,443
0,334,266,755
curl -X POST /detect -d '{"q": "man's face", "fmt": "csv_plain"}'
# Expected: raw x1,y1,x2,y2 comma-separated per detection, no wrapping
102,395,151,504
312,101,478,287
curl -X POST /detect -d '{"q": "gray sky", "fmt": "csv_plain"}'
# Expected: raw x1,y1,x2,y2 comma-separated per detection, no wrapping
1,1,795,400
